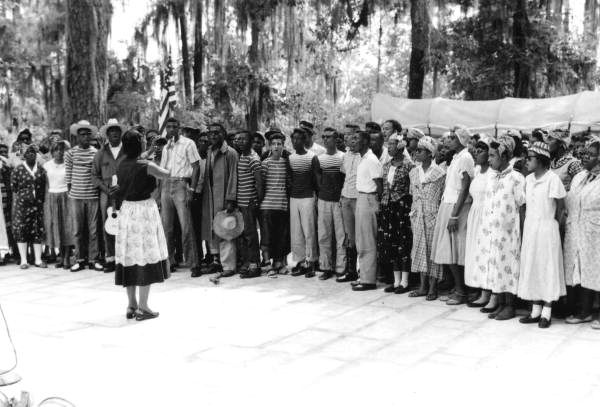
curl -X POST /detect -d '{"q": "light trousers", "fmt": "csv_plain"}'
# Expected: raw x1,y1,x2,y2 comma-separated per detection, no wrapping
317,199,346,274
290,197,317,264
356,193,379,284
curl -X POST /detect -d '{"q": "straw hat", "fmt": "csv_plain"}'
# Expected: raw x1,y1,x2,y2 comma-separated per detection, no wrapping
99,118,127,138
70,120,98,137
213,209,244,241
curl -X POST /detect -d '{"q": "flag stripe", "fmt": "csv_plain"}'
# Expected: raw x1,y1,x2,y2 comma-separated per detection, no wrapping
158,55,177,138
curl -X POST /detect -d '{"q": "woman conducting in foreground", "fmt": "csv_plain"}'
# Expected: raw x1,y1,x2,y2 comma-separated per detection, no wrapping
115,130,170,321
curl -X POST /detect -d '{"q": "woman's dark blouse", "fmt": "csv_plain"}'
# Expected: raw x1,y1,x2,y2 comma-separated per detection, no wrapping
116,158,156,204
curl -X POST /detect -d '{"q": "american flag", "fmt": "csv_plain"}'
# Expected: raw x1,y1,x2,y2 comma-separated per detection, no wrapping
158,55,177,138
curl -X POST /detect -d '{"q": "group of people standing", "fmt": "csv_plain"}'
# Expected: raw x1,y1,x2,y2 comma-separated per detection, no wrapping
2,117,599,329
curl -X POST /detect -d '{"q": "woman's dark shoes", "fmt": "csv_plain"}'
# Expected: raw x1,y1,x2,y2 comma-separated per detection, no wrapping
352,283,377,291
135,309,159,321
519,315,541,324
538,317,551,328
394,285,410,294
480,304,499,314
487,305,504,319
384,285,397,293
126,307,137,319
494,306,516,321
467,301,488,308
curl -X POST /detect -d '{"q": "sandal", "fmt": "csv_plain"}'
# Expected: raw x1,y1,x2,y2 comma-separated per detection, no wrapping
445,292,467,306
267,267,278,278
126,307,137,319
409,290,428,298
135,309,159,321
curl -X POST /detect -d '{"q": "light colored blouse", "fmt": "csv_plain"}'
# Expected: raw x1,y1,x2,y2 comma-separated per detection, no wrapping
43,160,68,193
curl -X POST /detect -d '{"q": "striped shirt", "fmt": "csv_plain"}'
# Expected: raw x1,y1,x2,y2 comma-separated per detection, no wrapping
317,151,345,202
65,146,98,199
289,150,318,199
260,156,288,211
236,151,261,207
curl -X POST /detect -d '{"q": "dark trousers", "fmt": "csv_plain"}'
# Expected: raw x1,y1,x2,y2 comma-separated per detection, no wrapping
71,198,99,263
260,209,290,261
239,205,260,265
190,192,204,261
100,193,115,262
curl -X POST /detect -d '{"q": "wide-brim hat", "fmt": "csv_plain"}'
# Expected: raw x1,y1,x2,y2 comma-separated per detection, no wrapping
70,120,98,137
213,209,244,241
99,118,127,138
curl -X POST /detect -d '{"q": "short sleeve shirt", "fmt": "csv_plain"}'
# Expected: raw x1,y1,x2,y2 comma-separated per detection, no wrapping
356,149,383,193
442,148,474,203
160,136,200,178
341,151,361,199
237,151,262,207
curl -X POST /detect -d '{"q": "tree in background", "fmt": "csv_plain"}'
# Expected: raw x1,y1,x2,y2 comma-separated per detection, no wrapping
65,0,113,132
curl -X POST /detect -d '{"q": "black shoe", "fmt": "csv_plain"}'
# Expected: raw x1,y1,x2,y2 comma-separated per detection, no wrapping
190,267,203,278
305,264,316,278
221,269,235,278
488,306,504,319
240,267,261,279
384,285,397,293
291,263,307,277
318,270,334,280
519,315,541,324
207,262,223,275
70,262,85,272
467,301,488,308
538,317,551,328
480,305,499,314
336,272,358,283
103,261,115,273
352,283,377,291
394,285,410,294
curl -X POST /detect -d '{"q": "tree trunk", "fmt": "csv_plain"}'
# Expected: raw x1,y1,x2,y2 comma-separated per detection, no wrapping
214,0,226,66
408,0,430,99
583,0,599,89
65,0,112,137
284,3,295,92
178,5,192,106
193,0,203,106
376,12,382,93
248,19,260,131
513,0,531,97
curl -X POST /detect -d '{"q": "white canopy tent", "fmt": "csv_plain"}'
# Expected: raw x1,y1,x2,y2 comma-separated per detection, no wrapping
371,91,600,137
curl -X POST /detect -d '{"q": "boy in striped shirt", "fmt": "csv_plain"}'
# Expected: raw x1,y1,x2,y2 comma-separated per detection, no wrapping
235,130,264,278
65,120,102,272
259,131,290,277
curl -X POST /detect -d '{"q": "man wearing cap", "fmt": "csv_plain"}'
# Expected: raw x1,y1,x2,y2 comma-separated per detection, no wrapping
200,123,239,277
92,119,127,273
66,120,103,272
547,129,583,191
160,117,202,276
300,121,326,157
351,131,383,291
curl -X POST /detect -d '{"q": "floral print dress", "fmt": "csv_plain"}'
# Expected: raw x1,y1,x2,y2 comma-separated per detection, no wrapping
11,163,46,243
473,167,525,294
377,159,415,267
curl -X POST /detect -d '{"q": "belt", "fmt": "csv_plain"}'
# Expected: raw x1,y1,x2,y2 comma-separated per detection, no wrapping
358,191,377,195
168,177,191,182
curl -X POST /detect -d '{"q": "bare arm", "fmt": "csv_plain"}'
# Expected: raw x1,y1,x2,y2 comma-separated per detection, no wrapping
555,198,565,223
147,161,170,179
452,171,471,217
374,178,383,198
190,161,200,191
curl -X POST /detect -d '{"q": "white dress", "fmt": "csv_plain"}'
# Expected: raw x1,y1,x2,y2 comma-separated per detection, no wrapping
464,166,492,288
517,171,567,302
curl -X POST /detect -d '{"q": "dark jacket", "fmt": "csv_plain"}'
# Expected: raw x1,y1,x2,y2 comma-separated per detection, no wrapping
91,142,126,195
